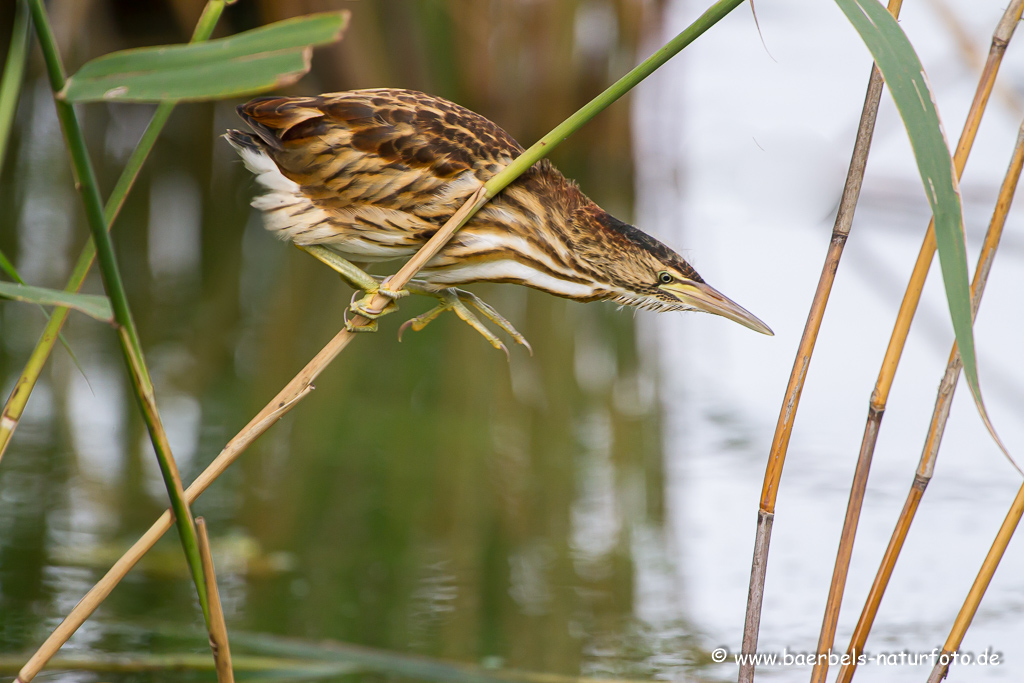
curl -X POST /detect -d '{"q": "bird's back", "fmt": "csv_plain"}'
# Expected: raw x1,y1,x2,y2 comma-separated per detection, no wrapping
240,90,526,211
229,90,587,271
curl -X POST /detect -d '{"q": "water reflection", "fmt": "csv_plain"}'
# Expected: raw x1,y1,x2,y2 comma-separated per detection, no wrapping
0,0,708,680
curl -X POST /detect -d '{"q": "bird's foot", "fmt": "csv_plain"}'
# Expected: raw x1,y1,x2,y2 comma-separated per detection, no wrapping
298,246,409,332
344,280,412,333
348,277,410,318
398,285,532,360
343,294,386,334
297,246,528,353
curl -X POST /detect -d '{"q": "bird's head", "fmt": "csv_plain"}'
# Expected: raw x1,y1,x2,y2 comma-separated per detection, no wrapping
578,210,773,335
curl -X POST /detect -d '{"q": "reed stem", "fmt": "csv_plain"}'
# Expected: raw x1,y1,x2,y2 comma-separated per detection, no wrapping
197,518,235,683
835,111,1024,683
809,6,1024,675
925,481,1024,683
25,0,211,636
0,0,227,461
0,0,30,171
739,4,903,681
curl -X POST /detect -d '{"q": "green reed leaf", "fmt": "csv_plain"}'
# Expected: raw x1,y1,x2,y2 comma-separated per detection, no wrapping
60,11,348,102
834,0,1014,468
0,282,113,323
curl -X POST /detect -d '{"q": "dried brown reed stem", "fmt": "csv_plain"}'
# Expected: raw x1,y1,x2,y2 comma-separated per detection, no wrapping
15,382,313,683
835,115,1024,683
810,4,1024,681
12,221,465,683
14,183,538,683
806,56,892,683
737,3,903,681
926,0,1023,117
197,518,235,683
925,481,1024,683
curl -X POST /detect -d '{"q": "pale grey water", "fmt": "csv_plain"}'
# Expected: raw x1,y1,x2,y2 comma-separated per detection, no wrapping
632,0,1024,680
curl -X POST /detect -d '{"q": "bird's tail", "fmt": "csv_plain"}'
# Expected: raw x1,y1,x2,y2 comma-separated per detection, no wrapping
224,128,262,155
236,97,324,149
224,129,280,180
223,129,336,246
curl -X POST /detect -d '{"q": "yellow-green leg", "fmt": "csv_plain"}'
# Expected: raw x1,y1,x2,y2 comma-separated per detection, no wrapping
300,245,406,332
299,244,530,355
398,285,532,359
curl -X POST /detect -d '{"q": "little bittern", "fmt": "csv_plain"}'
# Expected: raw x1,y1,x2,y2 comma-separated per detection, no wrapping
227,88,772,351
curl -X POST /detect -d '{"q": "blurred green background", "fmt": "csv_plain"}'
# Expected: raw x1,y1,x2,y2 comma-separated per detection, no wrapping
0,0,707,680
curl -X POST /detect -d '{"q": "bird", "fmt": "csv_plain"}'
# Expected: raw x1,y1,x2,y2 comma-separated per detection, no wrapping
225,88,772,353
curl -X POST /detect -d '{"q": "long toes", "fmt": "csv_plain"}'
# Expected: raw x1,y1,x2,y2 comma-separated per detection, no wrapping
454,290,532,355
379,287,410,300
495,321,531,355
516,336,533,357
352,302,391,318
448,302,508,354
391,287,525,358
397,319,414,342
396,303,450,342
396,314,435,341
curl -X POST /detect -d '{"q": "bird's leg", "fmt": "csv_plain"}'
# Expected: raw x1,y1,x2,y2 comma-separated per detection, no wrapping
299,245,530,354
299,245,409,333
398,284,532,358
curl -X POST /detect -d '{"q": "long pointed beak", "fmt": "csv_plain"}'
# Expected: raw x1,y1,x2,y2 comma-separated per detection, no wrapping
660,281,773,335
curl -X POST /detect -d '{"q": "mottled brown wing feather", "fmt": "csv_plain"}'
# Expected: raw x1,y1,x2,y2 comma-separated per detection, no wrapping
235,88,597,282
237,89,526,208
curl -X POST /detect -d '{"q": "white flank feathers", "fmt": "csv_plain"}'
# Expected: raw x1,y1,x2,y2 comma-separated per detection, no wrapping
233,143,336,246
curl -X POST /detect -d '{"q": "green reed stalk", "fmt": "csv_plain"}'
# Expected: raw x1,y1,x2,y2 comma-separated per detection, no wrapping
25,0,218,621
0,0,227,461
0,2,44,299
0,0,81,360
0,0,30,169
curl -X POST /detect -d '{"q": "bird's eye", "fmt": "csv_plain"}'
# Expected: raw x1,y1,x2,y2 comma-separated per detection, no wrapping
658,271,673,285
